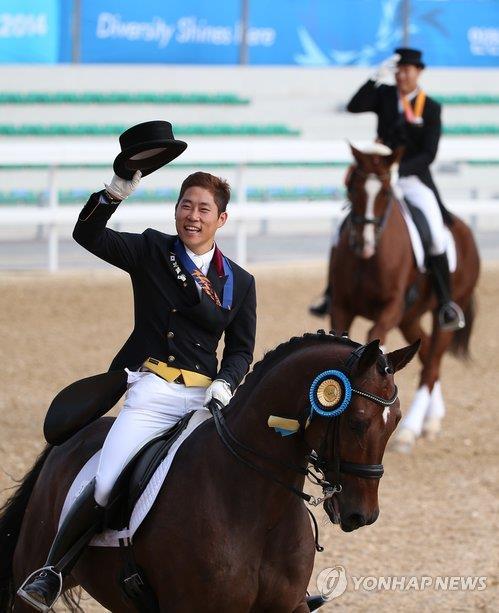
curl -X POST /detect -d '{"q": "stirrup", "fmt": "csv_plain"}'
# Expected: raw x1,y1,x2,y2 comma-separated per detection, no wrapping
438,301,465,331
17,566,62,613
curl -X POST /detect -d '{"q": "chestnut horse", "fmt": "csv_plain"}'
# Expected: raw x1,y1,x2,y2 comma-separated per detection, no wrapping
329,145,480,452
1,332,418,612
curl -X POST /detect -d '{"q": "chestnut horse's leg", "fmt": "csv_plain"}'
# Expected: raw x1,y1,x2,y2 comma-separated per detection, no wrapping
399,316,431,366
366,293,407,346
392,314,453,453
329,305,354,337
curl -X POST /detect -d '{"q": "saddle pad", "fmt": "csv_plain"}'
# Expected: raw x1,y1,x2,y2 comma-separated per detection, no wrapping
59,409,212,547
397,200,456,273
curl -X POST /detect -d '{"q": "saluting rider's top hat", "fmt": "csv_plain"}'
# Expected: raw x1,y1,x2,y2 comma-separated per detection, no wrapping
395,47,425,69
113,120,187,180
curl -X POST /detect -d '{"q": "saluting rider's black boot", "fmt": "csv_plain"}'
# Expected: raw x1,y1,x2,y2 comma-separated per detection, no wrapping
309,286,331,318
17,479,104,612
426,253,465,331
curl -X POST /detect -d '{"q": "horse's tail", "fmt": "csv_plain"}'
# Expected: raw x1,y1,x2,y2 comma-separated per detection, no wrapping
449,294,476,360
0,444,53,611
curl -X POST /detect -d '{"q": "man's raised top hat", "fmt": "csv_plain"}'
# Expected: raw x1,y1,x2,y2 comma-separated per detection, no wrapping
113,120,187,180
395,47,425,69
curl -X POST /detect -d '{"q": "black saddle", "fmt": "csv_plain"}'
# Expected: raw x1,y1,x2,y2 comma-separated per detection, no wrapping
105,411,195,531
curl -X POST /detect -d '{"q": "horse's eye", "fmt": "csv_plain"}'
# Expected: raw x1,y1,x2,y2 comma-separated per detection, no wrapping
348,417,370,434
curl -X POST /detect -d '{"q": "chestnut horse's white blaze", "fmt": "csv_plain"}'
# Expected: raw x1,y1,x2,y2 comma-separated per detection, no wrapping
362,176,378,259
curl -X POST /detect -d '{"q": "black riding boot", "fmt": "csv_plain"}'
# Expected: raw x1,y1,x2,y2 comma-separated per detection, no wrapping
309,246,336,318
17,479,104,612
427,253,465,331
309,286,331,317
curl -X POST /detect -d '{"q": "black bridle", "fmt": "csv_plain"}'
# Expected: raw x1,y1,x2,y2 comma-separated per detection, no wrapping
208,344,398,510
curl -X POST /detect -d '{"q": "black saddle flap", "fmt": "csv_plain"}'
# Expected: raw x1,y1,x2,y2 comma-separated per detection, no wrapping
105,411,195,531
44,370,128,445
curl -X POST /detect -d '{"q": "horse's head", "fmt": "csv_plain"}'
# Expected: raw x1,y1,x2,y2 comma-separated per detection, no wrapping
346,143,403,259
222,333,418,535
300,335,418,532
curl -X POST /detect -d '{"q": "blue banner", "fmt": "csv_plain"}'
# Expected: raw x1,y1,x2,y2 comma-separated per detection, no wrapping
410,0,499,67
0,0,497,66
250,0,499,67
80,0,242,64
0,0,60,63
250,0,403,66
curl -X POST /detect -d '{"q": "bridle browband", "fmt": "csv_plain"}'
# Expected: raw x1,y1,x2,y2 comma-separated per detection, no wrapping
208,342,397,548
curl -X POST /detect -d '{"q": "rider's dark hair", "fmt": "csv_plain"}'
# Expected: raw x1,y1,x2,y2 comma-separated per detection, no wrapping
176,172,230,215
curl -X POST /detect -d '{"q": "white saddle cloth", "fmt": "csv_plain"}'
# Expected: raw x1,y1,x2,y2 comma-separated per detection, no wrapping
59,409,212,547
397,200,457,273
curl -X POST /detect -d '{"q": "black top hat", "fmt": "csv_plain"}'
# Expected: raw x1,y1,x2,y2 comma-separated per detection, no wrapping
395,47,425,69
113,120,187,180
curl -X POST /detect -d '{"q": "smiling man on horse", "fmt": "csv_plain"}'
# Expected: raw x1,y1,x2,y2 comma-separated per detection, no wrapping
310,47,465,332
17,121,257,612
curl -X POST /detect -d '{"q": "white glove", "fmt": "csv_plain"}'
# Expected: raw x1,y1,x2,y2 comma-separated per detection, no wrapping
104,170,142,201
204,379,232,407
371,53,400,84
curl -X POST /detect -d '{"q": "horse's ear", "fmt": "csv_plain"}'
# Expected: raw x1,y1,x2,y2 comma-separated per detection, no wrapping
357,339,381,373
388,146,405,167
386,339,420,373
350,143,365,164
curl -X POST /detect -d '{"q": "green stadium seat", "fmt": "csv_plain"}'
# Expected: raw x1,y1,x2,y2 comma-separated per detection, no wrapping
0,124,300,137
443,125,499,135
434,94,499,105
0,185,346,206
0,92,250,105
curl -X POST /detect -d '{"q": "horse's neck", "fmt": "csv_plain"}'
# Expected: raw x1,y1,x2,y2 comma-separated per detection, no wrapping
378,200,413,260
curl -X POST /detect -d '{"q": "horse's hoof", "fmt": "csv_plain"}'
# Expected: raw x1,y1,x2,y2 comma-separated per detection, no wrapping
389,428,416,454
422,418,441,441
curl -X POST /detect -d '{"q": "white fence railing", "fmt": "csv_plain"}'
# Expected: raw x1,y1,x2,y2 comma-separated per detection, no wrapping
0,200,497,271
1,138,498,270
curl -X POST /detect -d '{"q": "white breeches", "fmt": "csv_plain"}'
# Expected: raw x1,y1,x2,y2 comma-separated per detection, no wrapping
397,175,446,255
94,370,206,506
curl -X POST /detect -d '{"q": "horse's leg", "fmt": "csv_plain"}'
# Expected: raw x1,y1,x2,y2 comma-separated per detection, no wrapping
399,316,431,366
392,314,453,453
366,294,406,346
330,304,354,336
418,314,454,439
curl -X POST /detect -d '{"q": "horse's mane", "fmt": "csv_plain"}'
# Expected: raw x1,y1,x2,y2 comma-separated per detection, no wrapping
230,331,361,408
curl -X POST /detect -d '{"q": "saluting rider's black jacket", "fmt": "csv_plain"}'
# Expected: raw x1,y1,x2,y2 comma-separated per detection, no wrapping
73,191,257,391
347,80,444,205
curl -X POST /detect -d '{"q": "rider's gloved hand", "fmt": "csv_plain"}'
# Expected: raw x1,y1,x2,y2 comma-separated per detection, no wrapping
204,379,232,407
104,170,142,201
371,53,400,84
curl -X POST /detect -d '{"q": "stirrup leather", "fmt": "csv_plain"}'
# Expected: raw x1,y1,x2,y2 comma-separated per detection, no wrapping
17,565,63,613
438,301,465,331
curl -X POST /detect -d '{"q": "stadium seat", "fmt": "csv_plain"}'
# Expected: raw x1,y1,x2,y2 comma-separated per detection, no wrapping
0,124,300,137
0,92,250,105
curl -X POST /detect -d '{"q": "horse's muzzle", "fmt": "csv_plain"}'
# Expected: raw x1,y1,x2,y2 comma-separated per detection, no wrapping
340,508,379,532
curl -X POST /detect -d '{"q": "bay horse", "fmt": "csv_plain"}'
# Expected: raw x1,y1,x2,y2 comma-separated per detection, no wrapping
329,145,480,452
1,332,418,612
